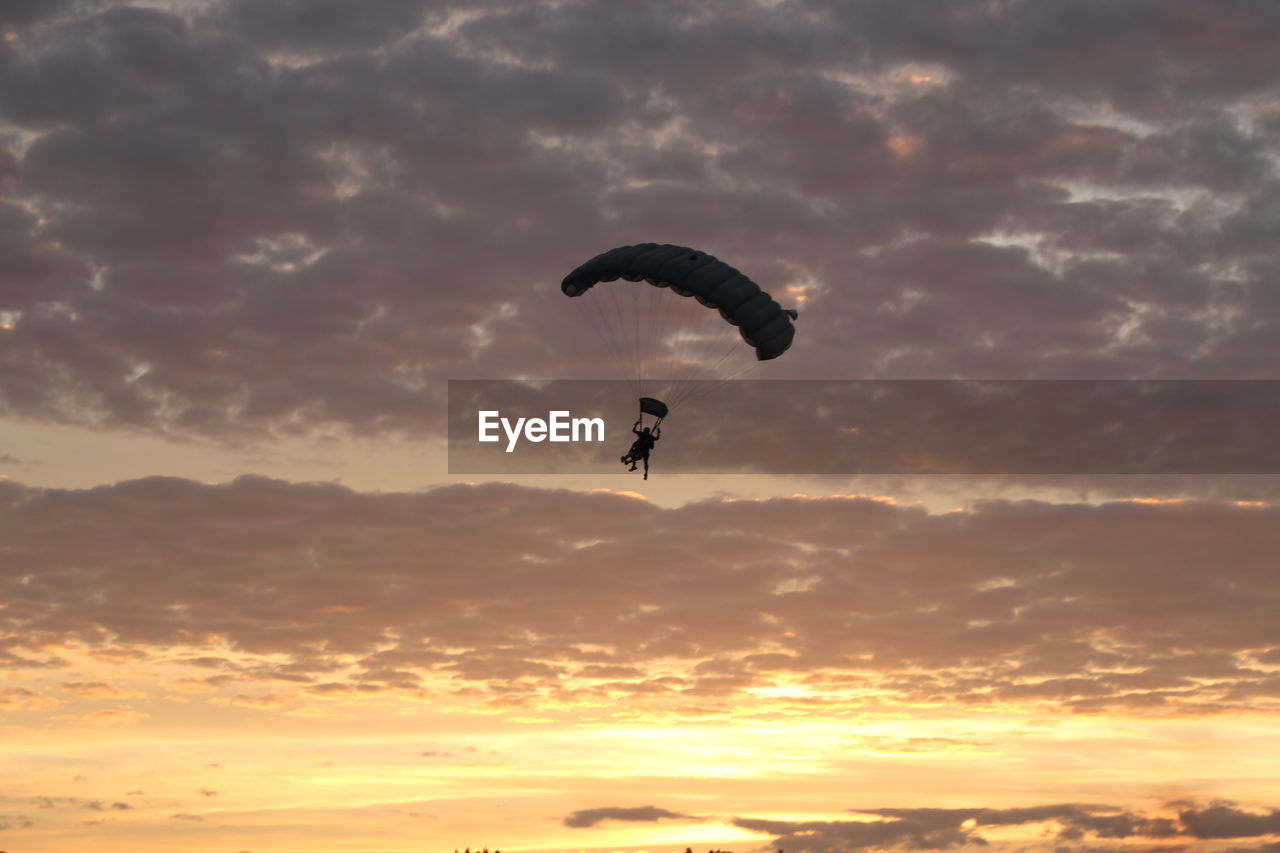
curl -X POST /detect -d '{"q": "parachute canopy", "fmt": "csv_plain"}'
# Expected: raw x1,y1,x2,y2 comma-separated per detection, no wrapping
561,243,797,361
638,397,669,420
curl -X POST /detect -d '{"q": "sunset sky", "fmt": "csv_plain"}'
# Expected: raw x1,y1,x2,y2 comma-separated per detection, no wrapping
2,2,1280,852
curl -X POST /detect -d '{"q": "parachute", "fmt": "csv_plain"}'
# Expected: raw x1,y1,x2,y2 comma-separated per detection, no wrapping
562,243,797,360
561,243,798,421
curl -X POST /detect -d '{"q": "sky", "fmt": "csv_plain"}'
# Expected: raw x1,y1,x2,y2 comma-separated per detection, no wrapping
2,1,1280,852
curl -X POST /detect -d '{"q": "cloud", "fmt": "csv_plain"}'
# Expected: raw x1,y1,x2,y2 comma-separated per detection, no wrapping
0,686,56,710
60,680,144,699
83,801,132,811
734,814,979,852
219,0,433,50
564,805,698,828
0,0,71,26
1177,804,1280,839
862,805,1178,839
51,707,151,725
734,800,1271,853
1,476,1277,715
0,1,1277,445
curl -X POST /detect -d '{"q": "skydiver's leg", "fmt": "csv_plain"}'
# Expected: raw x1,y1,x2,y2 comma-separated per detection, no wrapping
643,455,649,480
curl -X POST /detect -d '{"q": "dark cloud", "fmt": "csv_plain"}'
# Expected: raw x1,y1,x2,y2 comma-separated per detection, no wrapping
221,0,434,50
0,795,131,825
0,686,41,706
736,816,978,851
563,805,698,828
0,0,1276,443
0,0,71,27
822,0,1280,111
862,805,1178,840
1177,804,1280,839
734,801,1270,853
1,476,1277,712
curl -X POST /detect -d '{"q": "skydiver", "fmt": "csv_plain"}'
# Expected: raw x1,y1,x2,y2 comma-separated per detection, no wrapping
620,419,660,480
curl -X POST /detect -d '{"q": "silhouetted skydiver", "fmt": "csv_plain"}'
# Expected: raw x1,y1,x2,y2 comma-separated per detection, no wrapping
620,419,660,479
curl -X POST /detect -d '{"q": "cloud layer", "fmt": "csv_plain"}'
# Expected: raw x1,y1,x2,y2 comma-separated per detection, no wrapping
2,476,1277,715
732,802,1280,853
553,801,1280,853
3,1,1279,442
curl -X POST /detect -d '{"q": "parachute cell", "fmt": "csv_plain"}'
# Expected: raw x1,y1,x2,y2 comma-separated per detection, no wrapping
639,397,669,420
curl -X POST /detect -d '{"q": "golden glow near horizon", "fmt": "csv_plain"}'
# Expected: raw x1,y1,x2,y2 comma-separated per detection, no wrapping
7,679,1280,852
5,632,1280,851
